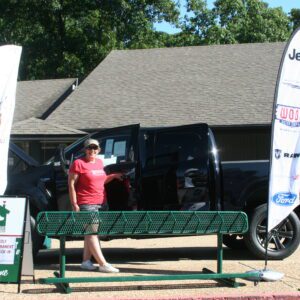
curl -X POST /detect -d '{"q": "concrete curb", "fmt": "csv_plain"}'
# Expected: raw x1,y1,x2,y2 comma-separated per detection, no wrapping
90,292,300,300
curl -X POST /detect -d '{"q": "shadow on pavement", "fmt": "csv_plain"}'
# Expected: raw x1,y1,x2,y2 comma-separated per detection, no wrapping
21,282,224,295
35,246,257,266
25,246,257,295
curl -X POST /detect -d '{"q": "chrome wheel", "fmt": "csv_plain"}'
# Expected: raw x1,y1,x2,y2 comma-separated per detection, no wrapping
244,204,300,259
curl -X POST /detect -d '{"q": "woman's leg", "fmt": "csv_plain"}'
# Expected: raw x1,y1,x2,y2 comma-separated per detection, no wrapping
80,204,101,262
84,235,106,266
83,238,92,261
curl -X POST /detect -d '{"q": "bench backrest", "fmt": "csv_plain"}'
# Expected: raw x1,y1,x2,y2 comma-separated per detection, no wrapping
36,211,248,236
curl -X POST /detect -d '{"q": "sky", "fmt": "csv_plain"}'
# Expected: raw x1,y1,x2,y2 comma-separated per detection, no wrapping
154,0,300,34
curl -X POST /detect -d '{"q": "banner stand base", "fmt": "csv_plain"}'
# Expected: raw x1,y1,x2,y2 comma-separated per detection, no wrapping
244,269,284,282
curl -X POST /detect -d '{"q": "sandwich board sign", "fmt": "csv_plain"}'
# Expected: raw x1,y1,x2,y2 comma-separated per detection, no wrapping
0,196,27,291
21,203,34,280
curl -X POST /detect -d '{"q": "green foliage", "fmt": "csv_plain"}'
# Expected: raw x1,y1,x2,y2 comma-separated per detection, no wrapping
179,0,291,46
0,0,296,80
0,0,179,80
290,9,300,31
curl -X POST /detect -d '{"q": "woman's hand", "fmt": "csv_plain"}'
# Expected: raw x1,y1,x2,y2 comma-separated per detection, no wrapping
105,172,124,184
113,173,124,181
72,202,80,212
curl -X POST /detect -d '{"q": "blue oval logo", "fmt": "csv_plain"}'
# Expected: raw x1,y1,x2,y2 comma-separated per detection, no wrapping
272,192,297,206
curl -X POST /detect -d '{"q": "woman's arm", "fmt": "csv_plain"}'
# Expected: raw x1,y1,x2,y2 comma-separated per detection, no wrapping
68,173,80,211
105,173,123,184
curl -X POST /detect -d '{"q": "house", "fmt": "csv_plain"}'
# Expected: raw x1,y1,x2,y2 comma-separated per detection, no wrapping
11,78,86,162
46,42,286,161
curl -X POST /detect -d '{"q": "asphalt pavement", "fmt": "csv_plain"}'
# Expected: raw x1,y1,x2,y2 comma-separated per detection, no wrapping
0,235,300,299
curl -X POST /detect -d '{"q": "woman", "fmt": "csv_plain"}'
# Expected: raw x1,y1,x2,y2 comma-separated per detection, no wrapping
68,138,122,273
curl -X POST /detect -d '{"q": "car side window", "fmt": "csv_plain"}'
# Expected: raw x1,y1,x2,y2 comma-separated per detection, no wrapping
146,131,203,168
98,136,131,166
68,136,134,168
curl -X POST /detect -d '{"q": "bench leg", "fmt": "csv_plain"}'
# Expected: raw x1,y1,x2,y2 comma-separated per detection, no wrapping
53,271,72,293
202,268,241,287
54,237,72,294
217,233,223,273
202,234,242,288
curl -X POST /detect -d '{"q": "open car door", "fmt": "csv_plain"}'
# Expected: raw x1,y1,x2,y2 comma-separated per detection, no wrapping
92,124,140,210
60,124,140,211
140,123,209,211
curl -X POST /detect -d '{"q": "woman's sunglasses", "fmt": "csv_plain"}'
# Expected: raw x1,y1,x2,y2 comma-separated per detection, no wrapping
86,145,99,150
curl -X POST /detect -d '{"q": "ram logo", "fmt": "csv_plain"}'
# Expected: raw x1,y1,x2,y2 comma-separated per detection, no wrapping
274,149,282,159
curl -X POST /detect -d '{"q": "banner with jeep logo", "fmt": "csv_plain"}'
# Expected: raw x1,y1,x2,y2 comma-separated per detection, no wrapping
0,197,27,284
0,45,22,195
268,28,300,231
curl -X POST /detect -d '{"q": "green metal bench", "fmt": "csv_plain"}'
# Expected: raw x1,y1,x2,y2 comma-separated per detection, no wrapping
36,211,260,293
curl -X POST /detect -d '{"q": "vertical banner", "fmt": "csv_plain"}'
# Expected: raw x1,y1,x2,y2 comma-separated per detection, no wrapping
0,197,27,283
0,45,22,195
268,28,300,231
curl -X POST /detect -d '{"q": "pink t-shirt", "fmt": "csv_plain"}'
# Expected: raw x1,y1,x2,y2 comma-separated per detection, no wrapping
69,158,107,205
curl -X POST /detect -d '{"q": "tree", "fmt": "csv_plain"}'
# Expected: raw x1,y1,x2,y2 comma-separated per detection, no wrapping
0,0,295,80
290,9,300,31
0,0,179,80
179,0,291,46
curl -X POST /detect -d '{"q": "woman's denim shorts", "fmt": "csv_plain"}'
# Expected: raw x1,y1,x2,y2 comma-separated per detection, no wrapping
79,203,108,212
78,204,108,233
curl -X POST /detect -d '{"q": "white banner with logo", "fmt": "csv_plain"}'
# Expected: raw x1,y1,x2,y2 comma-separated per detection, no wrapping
0,45,22,195
268,28,300,231
0,197,27,284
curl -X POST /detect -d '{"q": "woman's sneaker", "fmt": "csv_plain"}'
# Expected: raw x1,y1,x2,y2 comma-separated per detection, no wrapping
80,260,97,270
99,263,119,273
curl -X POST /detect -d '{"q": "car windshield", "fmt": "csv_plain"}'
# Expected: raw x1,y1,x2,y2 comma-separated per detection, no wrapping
45,124,139,165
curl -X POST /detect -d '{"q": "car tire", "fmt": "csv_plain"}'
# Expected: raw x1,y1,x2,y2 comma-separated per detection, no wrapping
244,204,300,260
223,234,246,250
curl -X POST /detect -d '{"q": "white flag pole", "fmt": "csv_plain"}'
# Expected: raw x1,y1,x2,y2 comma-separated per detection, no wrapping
244,28,300,284
252,27,300,282
0,45,22,195
267,26,300,241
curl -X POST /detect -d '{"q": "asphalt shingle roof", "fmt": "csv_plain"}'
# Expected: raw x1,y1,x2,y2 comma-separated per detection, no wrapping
15,78,76,123
11,117,86,135
47,43,286,129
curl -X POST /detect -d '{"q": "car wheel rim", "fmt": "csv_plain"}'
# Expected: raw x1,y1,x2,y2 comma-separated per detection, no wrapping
255,216,294,253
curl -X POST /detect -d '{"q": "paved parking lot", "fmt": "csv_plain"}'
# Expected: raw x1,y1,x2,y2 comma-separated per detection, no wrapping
0,235,300,299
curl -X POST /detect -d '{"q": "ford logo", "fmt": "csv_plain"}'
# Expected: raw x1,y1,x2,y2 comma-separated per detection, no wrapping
272,192,297,206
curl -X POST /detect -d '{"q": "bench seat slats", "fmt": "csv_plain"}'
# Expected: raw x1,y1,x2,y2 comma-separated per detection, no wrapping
36,211,248,236
37,211,261,293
